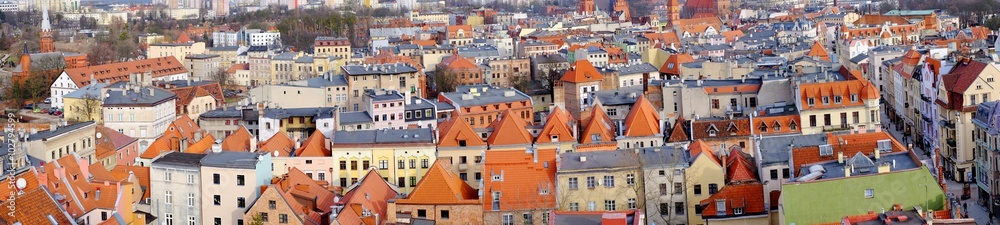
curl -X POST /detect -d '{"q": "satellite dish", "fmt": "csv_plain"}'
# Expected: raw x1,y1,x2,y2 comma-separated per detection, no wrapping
15,178,26,189
273,151,279,157
96,133,103,139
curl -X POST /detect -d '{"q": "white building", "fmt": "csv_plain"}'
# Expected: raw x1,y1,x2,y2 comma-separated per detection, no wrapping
212,31,240,47
0,1,18,12
50,57,189,109
150,152,206,225
101,81,178,151
249,32,280,47
200,149,271,225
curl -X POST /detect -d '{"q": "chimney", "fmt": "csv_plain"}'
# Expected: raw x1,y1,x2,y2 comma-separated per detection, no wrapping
838,152,844,163
642,72,650,93
95,187,101,200
212,139,222,153
874,148,880,159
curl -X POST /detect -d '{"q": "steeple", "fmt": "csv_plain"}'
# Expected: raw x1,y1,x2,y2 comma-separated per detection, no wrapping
41,4,51,32
39,4,54,53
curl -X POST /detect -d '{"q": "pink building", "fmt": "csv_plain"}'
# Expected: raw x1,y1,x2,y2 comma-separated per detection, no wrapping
95,126,140,169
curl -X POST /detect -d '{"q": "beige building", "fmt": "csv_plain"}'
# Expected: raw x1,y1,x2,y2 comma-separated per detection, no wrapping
249,57,272,86
248,74,349,109
556,151,643,212
331,128,436,195
185,54,221,81
25,121,97,163
314,37,352,60
207,46,245,69
939,59,1000,182
485,57,530,87
101,82,178,151
201,149,272,225
794,77,881,135
685,141,726,225
342,63,425,112
63,82,111,123
147,42,207,62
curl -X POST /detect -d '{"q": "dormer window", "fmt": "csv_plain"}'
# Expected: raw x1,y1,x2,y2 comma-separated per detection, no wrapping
819,144,833,156
834,96,842,104
707,125,719,137
789,121,798,130
877,139,892,152
773,121,782,131
759,122,768,132
851,94,858,102
822,96,830,104
807,98,815,106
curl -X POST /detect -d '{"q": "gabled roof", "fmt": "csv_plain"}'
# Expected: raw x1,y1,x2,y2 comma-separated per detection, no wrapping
274,168,338,224
43,155,98,216
536,107,576,143
941,58,989,94
437,111,487,148
0,187,75,225
258,131,296,157
725,147,758,182
807,41,831,62
95,125,137,151
221,126,254,152
438,53,479,70
296,131,330,157
482,149,558,211
110,165,150,199
487,110,534,146
688,139,721,166
560,60,604,83
667,115,690,142
396,161,479,205
790,132,906,176
659,53,695,74
336,169,400,225
622,95,662,137
62,57,187,88
798,79,879,110
579,105,616,145
183,133,216,154
699,182,767,218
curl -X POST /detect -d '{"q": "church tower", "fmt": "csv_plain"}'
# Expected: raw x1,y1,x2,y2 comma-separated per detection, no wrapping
613,0,631,21
667,0,681,26
715,0,731,19
39,5,54,53
578,0,596,15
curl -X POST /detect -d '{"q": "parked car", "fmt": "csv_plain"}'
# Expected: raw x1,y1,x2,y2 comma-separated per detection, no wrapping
43,98,51,104
23,104,33,110
52,111,63,117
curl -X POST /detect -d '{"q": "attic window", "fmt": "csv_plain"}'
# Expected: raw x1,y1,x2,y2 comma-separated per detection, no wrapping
759,122,768,132
851,94,858,102
707,125,718,137
773,122,782,131
877,140,892,152
807,98,815,106
819,144,833,156
789,121,798,130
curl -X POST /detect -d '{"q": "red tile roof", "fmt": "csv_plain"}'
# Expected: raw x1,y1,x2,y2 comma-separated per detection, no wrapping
111,165,150,200
183,133,217,154
699,181,767,218
941,58,989,94
791,132,906,176
689,139,721,166
798,79,878,110
487,110,534,146
336,169,400,225
579,105,616,145
623,96,662,137
221,126,254,152
667,116,689,142
0,187,75,224
274,168,338,225
258,131,296,157
752,114,801,136
561,60,604,83
396,161,479,205
659,54,695,74
95,125,138,151
482,148,557,211
536,107,576,143
296,131,330,157
438,53,480,70
725,147,758,182
437,111,488,148
690,118,752,140
63,57,188,88
807,41,831,62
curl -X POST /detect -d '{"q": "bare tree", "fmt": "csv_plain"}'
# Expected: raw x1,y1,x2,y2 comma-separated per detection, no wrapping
644,161,700,225
68,91,102,123
508,74,532,95
208,67,232,89
431,68,461,98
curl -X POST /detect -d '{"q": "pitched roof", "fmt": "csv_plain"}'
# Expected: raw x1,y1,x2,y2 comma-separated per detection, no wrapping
110,165,150,199
0,187,75,225
942,58,989,94
536,107,576,143
396,161,479,205
482,149,558,211
790,132,906,176
183,133,217,154
273,168,338,224
688,139,721,166
579,105,616,145
62,57,187,88
175,31,192,43
437,111,488,148
659,53,695,74
807,41,831,62
438,53,479,70
221,126,254,152
336,169,400,225
296,131,331,157
487,110,534,146
725,147,758,182
258,131,296,157
43,155,98,216
667,116,690,142
622,95,662,137
560,60,604,83
752,114,801,136
699,182,767,218
798,79,879,110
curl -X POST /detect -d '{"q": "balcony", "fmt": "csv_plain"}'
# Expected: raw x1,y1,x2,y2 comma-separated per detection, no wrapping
947,138,957,148
823,124,851,132
941,120,956,129
458,163,469,171
921,94,931,102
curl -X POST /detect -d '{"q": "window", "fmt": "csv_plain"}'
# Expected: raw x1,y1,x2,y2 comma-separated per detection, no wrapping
570,202,580,211
603,176,615,187
824,114,831,126
659,170,666,176
417,209,427,218
694,184,702,195
410,177,417,187
165,214,173,225
187,193,194,206
626,174,635,185
877,140,892,152
410,159,416,169
808,98,815,106
214,218,221,225
260,213,269,222
734,207,744,215
363,160,370,169
523,213,533,225
853,111,860,124
165,191,172,204
716,199,726,214
188,216,195,225
441,210,450,219
237,175,245,186
770,169,778,180
708,184,718,194
351,160,358,170
421,159,429,168
213,173,220,184
279,214,288,223
379,160,388,169
865,189,874,198
398,160,405,169
809,115,817,127
269,200,276,209
675,202,685,215
340,161,347,170
587,177,596,188
213,195,221,205
834,96,842,103
782,168,790,179
851,94,858,102
164,172,172,181
588,201,597,211
502,214,514,225
569,178,579,189
238,197,246,208
712,99,720,109
187,174,194,183
604,200,617,211
493,192,502,210
628,198,637,209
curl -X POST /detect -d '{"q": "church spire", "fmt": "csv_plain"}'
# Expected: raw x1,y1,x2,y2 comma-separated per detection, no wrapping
39,4,54,53
41,4,51,32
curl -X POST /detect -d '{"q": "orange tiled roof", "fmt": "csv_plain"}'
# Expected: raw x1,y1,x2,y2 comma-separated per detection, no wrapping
63,57,187,88
221,126,254,152
258,131,296,157
725,147,758,182
791,132,906,176
854,15,910,26
184,133,217,154
560,60,604,83
659,54,695,74
699,181,766,218
720,30,744,43
798,79,878,110
175,31,192,43
487,110,534,146
336,169,400,225
579,105,616,145
396,161,479,205
690,118,751,139
667,115,689,142
752,114,801,136
438,111,488,147
366,50,424,70
703,84,760,94
296,131,331,157
689,139,721,166
447,25,473,39
275,168,338,224
0,167,41,201
807,41,831,62
43,155,97,216
0,187,75,224
536,107,576,143
111,165,150,200
622,95,661,137
438,53,479,70
643,32,680,47
482,149,558,211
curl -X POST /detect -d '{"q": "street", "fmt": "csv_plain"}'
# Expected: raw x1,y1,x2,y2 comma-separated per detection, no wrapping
879,110,994,224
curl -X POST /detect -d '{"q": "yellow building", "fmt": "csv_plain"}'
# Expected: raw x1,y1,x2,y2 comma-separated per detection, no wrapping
147,42,207,62
556,151,643,212
25,121,98,164
63,83,109,123
331,128,436,195
685,140,726,225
